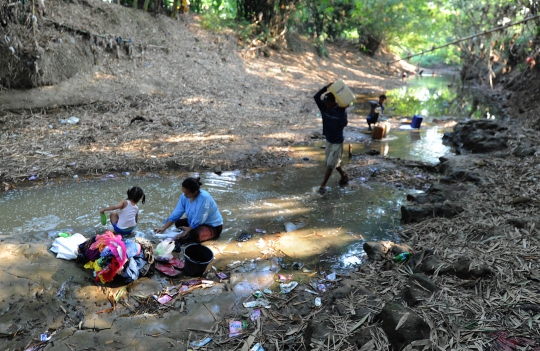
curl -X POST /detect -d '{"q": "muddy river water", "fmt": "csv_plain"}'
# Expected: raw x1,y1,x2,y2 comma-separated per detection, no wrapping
0,75,500,272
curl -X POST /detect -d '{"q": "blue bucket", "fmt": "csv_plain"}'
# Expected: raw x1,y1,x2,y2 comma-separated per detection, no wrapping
411,115,423,129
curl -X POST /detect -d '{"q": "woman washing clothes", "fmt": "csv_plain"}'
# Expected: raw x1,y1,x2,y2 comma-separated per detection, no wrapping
154,177,223,251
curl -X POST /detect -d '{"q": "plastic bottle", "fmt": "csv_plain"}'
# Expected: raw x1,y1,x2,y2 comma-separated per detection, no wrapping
58,232,71,238
100,213,107,226
393,252,412,263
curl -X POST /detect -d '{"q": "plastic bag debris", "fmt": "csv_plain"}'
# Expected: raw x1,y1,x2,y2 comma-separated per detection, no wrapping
66,116,79,124
155,262,181,277
253,291,263,298
278,274,293,282
250,343,265,351
255,228,266,233
314,297,322,307
155,239,175,261
39,331,55,342
28,175,36,181
250,309,261,321
217,272,227,279
243,299,271,308
326,272,337,281
236,232,252,242
280,281,298,294
263,288,272,294
229,320,243,337
154,294,173,304
190,337,212,347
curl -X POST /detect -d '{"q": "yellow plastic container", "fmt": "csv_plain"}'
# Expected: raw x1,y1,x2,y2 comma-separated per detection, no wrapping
372,126,384,140
328,79,355,107
382,122,391,138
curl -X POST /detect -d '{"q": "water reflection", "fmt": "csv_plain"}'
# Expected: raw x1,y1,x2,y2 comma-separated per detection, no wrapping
355,75,502,121
0,169,405,271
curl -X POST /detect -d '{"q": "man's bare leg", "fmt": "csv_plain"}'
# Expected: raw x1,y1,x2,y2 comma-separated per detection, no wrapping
336,166,349,185
319,168,333,194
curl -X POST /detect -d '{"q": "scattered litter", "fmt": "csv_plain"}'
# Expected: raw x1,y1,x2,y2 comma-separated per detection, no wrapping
317,284,327,292
250,309,261,321
314,297,322,307
255,228,266,233
154,294,174,304
57,231,71,238
66,116,79,124
326,272,337,281
263,288,272,294
186,279,201,286
217,272,227,279
284,222,306,232
122,172,130,176
255,238,266,248
228,261,242,269
253,291,263,298
280,281,298,294
190,337,212,347
250,343,265,351
236,232,252,242
278,274,293,282
229,320,243,337
39,331,55,342
105,174,115,178
28,175,36,181
73,175,78,179
292,262,304,270
243,299,271,308
155,239,175,261
305,288,318,295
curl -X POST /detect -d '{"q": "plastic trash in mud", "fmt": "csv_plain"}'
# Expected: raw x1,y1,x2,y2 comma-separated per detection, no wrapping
250,309,261,321
28,175,36,181
122,172,130,176
217,272,227,279
154,294,174,304
236,232,252,242
284,222,306,232
73,175,78,179
105,174,115,178
278,274,293,282
39,331,55,342
326,272,337,281
228,261,242,269
229,320,243,337
393,252,412,263
190,337,212,347
280,281,298,294
314,297,322,307
255,238,266,248
243,299,271,308
66,116,79,124
263,288,272,294
155,239,175,261
305,288,318,295
253,291,263,298
250,343,265,351
255,228,267,233
292,262,304,270
57,277,73,299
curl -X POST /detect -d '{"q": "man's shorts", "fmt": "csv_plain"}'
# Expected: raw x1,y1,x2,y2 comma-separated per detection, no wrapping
325,141,343,170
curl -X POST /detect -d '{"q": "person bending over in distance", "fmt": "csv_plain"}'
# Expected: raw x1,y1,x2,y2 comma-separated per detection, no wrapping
366,94,387,131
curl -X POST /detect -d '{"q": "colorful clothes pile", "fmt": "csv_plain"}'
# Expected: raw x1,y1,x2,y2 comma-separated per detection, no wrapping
77,231,154,284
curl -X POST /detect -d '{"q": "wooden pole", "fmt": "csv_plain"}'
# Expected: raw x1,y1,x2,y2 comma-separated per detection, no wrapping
387,14,540,65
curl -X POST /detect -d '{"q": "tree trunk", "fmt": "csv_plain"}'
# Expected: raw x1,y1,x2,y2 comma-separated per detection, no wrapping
143,0,151,11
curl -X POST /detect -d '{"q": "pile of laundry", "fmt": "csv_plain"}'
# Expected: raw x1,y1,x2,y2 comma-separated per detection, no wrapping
76,231,155,283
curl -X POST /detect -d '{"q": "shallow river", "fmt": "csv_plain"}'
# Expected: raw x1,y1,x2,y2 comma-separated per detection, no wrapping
0,75,500,271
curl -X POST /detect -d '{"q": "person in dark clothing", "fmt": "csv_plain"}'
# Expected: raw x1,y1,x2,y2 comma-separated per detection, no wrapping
314,83,349,195
366,94,387,130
